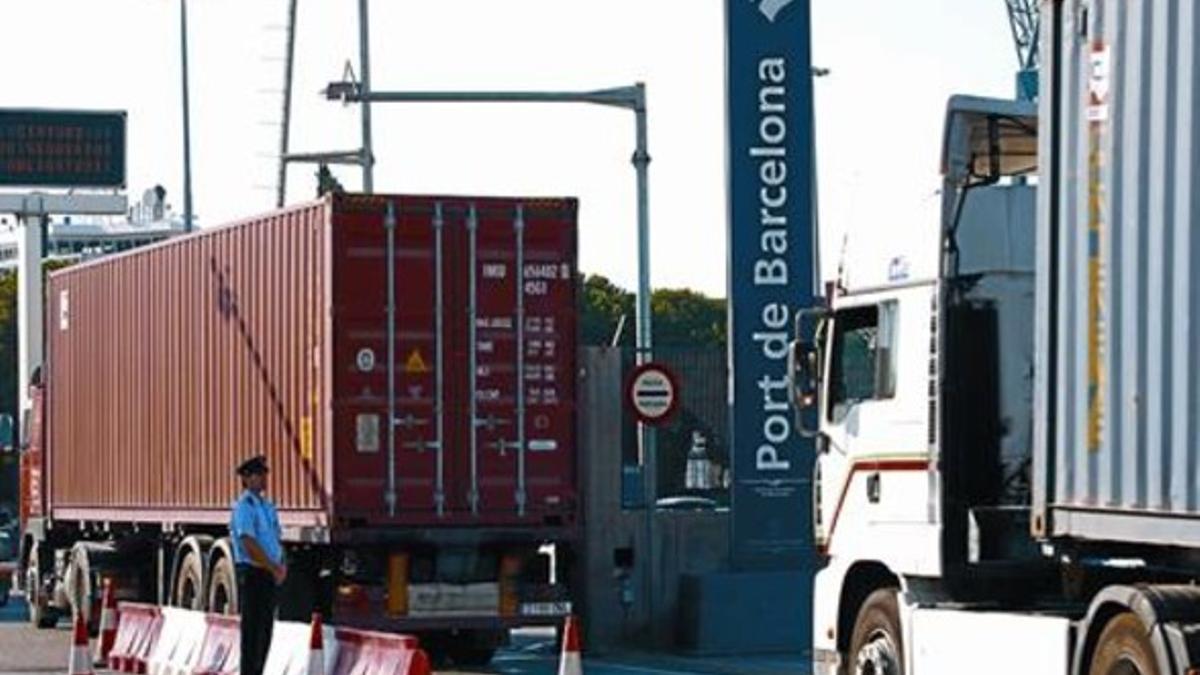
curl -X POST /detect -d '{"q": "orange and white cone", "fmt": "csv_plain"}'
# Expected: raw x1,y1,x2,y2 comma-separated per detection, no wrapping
68,610,94,675
306,612,325,675
557,615,582,675
94,579,118,666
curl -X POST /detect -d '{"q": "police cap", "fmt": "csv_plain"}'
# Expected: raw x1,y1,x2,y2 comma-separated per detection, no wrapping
236,455,269,477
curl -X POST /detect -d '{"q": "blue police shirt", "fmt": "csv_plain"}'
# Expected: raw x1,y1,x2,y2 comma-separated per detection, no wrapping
230,490,284,567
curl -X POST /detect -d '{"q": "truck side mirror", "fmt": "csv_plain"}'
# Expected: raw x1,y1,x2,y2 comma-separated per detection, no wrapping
0,414,13,453
789,306,827,439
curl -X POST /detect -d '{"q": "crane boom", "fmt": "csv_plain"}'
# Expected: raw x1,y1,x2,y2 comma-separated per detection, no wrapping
1006,0,1040,100
1006,0,1040,71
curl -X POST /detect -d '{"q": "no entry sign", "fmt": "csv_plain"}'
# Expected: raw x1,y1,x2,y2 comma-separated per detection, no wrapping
626,363,679,425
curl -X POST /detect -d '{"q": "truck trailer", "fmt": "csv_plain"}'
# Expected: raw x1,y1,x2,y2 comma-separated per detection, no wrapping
17,192,579,664
794,2,1200,674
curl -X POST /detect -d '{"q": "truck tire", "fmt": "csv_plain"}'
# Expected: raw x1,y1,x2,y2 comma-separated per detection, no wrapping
25,548,58,629
1089,613,1161,675
208,555,238,615
848,588,904,675
173,551,205,611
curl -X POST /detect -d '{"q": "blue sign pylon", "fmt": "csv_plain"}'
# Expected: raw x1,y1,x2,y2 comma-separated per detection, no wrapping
725,0,817,572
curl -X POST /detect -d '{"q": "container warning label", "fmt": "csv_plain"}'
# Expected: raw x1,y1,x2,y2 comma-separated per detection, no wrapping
405,349,429,373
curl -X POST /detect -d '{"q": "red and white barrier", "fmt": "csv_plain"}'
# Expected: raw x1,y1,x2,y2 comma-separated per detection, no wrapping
105,604,430,675
108,603,163,673
193,614,240,675
147,606,208,674
330,628,430,675
262,613,336,675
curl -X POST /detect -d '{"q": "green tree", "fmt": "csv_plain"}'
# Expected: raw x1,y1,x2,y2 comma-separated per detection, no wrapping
0,271,14,419
651,288,726,348
579,274,635,346
0,260,74,418
578,274,726,348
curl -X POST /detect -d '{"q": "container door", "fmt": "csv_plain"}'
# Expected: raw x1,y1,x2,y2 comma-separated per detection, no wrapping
333,200,443,519
467,203,577,523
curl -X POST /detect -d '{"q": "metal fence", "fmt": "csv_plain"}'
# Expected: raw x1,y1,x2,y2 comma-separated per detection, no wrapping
619,346,729,504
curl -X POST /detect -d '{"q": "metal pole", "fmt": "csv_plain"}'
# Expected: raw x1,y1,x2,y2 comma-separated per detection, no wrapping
630,82,659,636
331,87,641,108
275,0,299,208
384,201,397,516
180,0,194,232
357,0,375,193
17,213,43,422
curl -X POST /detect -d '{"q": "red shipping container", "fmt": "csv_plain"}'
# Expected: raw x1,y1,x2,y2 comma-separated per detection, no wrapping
44,193,578,534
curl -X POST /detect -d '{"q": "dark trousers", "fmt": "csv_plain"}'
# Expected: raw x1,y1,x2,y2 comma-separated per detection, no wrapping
237,566,278,675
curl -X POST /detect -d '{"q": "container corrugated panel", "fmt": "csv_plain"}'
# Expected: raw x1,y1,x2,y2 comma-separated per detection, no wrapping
1035,0,1200,544
45,193,578,532
47,201,333,526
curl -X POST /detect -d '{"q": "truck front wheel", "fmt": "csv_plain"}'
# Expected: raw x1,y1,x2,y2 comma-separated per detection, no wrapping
24,548,57,629
848,588,904,675
1089,613,1160,675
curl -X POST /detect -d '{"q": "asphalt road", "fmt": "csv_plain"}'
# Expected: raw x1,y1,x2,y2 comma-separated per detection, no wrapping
0,595,804,675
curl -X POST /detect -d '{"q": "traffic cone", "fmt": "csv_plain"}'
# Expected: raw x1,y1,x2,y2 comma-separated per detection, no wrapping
68,610,95,675
307,612,325,675
94,578,118,666
557,615,582,675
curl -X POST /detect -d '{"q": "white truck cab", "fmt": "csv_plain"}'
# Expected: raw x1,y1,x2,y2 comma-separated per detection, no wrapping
794,96,1042,675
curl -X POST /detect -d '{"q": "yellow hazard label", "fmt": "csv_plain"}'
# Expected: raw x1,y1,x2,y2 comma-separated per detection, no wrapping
300,417,314,461
405,349,430,373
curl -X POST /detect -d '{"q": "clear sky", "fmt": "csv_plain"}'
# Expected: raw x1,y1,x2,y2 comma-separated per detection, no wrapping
0,1,1017,297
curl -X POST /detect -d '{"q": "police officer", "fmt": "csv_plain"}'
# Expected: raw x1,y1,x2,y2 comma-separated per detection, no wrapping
230,455,287,675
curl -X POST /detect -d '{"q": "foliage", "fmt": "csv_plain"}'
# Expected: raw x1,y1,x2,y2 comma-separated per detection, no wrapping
579,274,726,348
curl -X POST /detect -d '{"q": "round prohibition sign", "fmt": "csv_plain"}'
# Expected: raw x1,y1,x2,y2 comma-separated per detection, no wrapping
625,362,680,425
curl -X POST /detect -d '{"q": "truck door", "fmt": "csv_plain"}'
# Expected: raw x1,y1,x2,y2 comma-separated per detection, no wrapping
816,299,901,551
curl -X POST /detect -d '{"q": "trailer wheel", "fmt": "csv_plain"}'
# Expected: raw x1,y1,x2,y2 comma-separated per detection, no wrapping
848,588,904,675
24,548,57,629
208,555,238,615
173,551,205,611
1089,612,1161,675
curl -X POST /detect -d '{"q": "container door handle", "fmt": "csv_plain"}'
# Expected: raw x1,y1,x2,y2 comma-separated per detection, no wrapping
432,203,446,516
514,205,528,517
